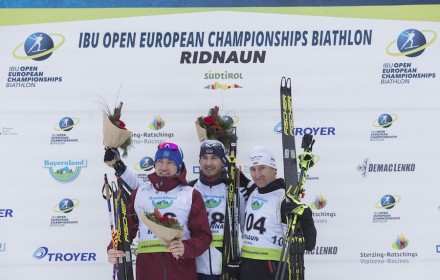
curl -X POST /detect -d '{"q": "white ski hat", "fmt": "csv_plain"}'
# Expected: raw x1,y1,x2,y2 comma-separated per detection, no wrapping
248,146,277,169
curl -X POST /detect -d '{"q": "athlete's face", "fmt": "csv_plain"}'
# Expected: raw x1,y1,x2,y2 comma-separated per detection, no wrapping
250,165,277,188
200,154,223,180
155,158,178,177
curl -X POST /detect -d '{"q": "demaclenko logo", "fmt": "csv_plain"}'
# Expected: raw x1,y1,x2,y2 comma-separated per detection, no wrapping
357,159,415,177
33,246,96,262
43,159,87,183
305,245,338,255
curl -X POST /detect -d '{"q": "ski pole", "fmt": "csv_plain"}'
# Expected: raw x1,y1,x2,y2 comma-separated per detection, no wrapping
102,174,118,280
276,136,316,280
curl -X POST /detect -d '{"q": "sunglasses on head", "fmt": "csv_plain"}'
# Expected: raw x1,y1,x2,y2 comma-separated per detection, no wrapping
158,142,179,150
201,140,225,150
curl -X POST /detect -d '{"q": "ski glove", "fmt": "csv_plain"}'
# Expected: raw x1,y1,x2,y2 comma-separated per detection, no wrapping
104,148,126,175
238,172,255,201
281,199,308,217
219,170,233,186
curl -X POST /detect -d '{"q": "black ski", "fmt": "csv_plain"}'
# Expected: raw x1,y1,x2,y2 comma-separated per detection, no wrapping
116,177,134,280
275,77,316,280
280,77,300,199
221,126,241,280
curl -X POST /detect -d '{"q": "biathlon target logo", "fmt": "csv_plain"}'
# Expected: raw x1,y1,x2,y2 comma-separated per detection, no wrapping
386,29,437,57
13,32,65,61
54,117,80,132
54,198,80,214
373,113,398,128
375,194,401,210
134,157,154,172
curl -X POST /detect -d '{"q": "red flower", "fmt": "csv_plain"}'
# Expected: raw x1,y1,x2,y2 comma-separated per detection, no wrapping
159,216,170,222
203,116,216,125
114,120,126,129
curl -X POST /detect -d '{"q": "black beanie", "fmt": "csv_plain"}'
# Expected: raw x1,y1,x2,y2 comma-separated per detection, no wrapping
199,140,228,166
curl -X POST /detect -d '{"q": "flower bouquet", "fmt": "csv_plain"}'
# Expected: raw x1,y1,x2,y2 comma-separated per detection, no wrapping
139,208,184,244
195,106,234,148
103,101,133,157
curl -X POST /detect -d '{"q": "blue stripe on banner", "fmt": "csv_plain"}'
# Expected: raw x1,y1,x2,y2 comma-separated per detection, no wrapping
1,0,440,8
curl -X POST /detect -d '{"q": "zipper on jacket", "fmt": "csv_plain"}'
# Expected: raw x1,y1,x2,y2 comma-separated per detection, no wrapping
162,253,167,280
208,247,213,275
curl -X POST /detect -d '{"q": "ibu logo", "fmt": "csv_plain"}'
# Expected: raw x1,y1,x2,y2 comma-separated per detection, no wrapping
13,32,65,61
386,29,437,58
54,198,80,213
54,117,80,132
373,113,397,128
376,194,401,210
134,157,154,172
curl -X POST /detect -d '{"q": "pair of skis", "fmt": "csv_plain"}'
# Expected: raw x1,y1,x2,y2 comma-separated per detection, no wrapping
275,77,316,280
221,127,241,280
103,174,134,280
